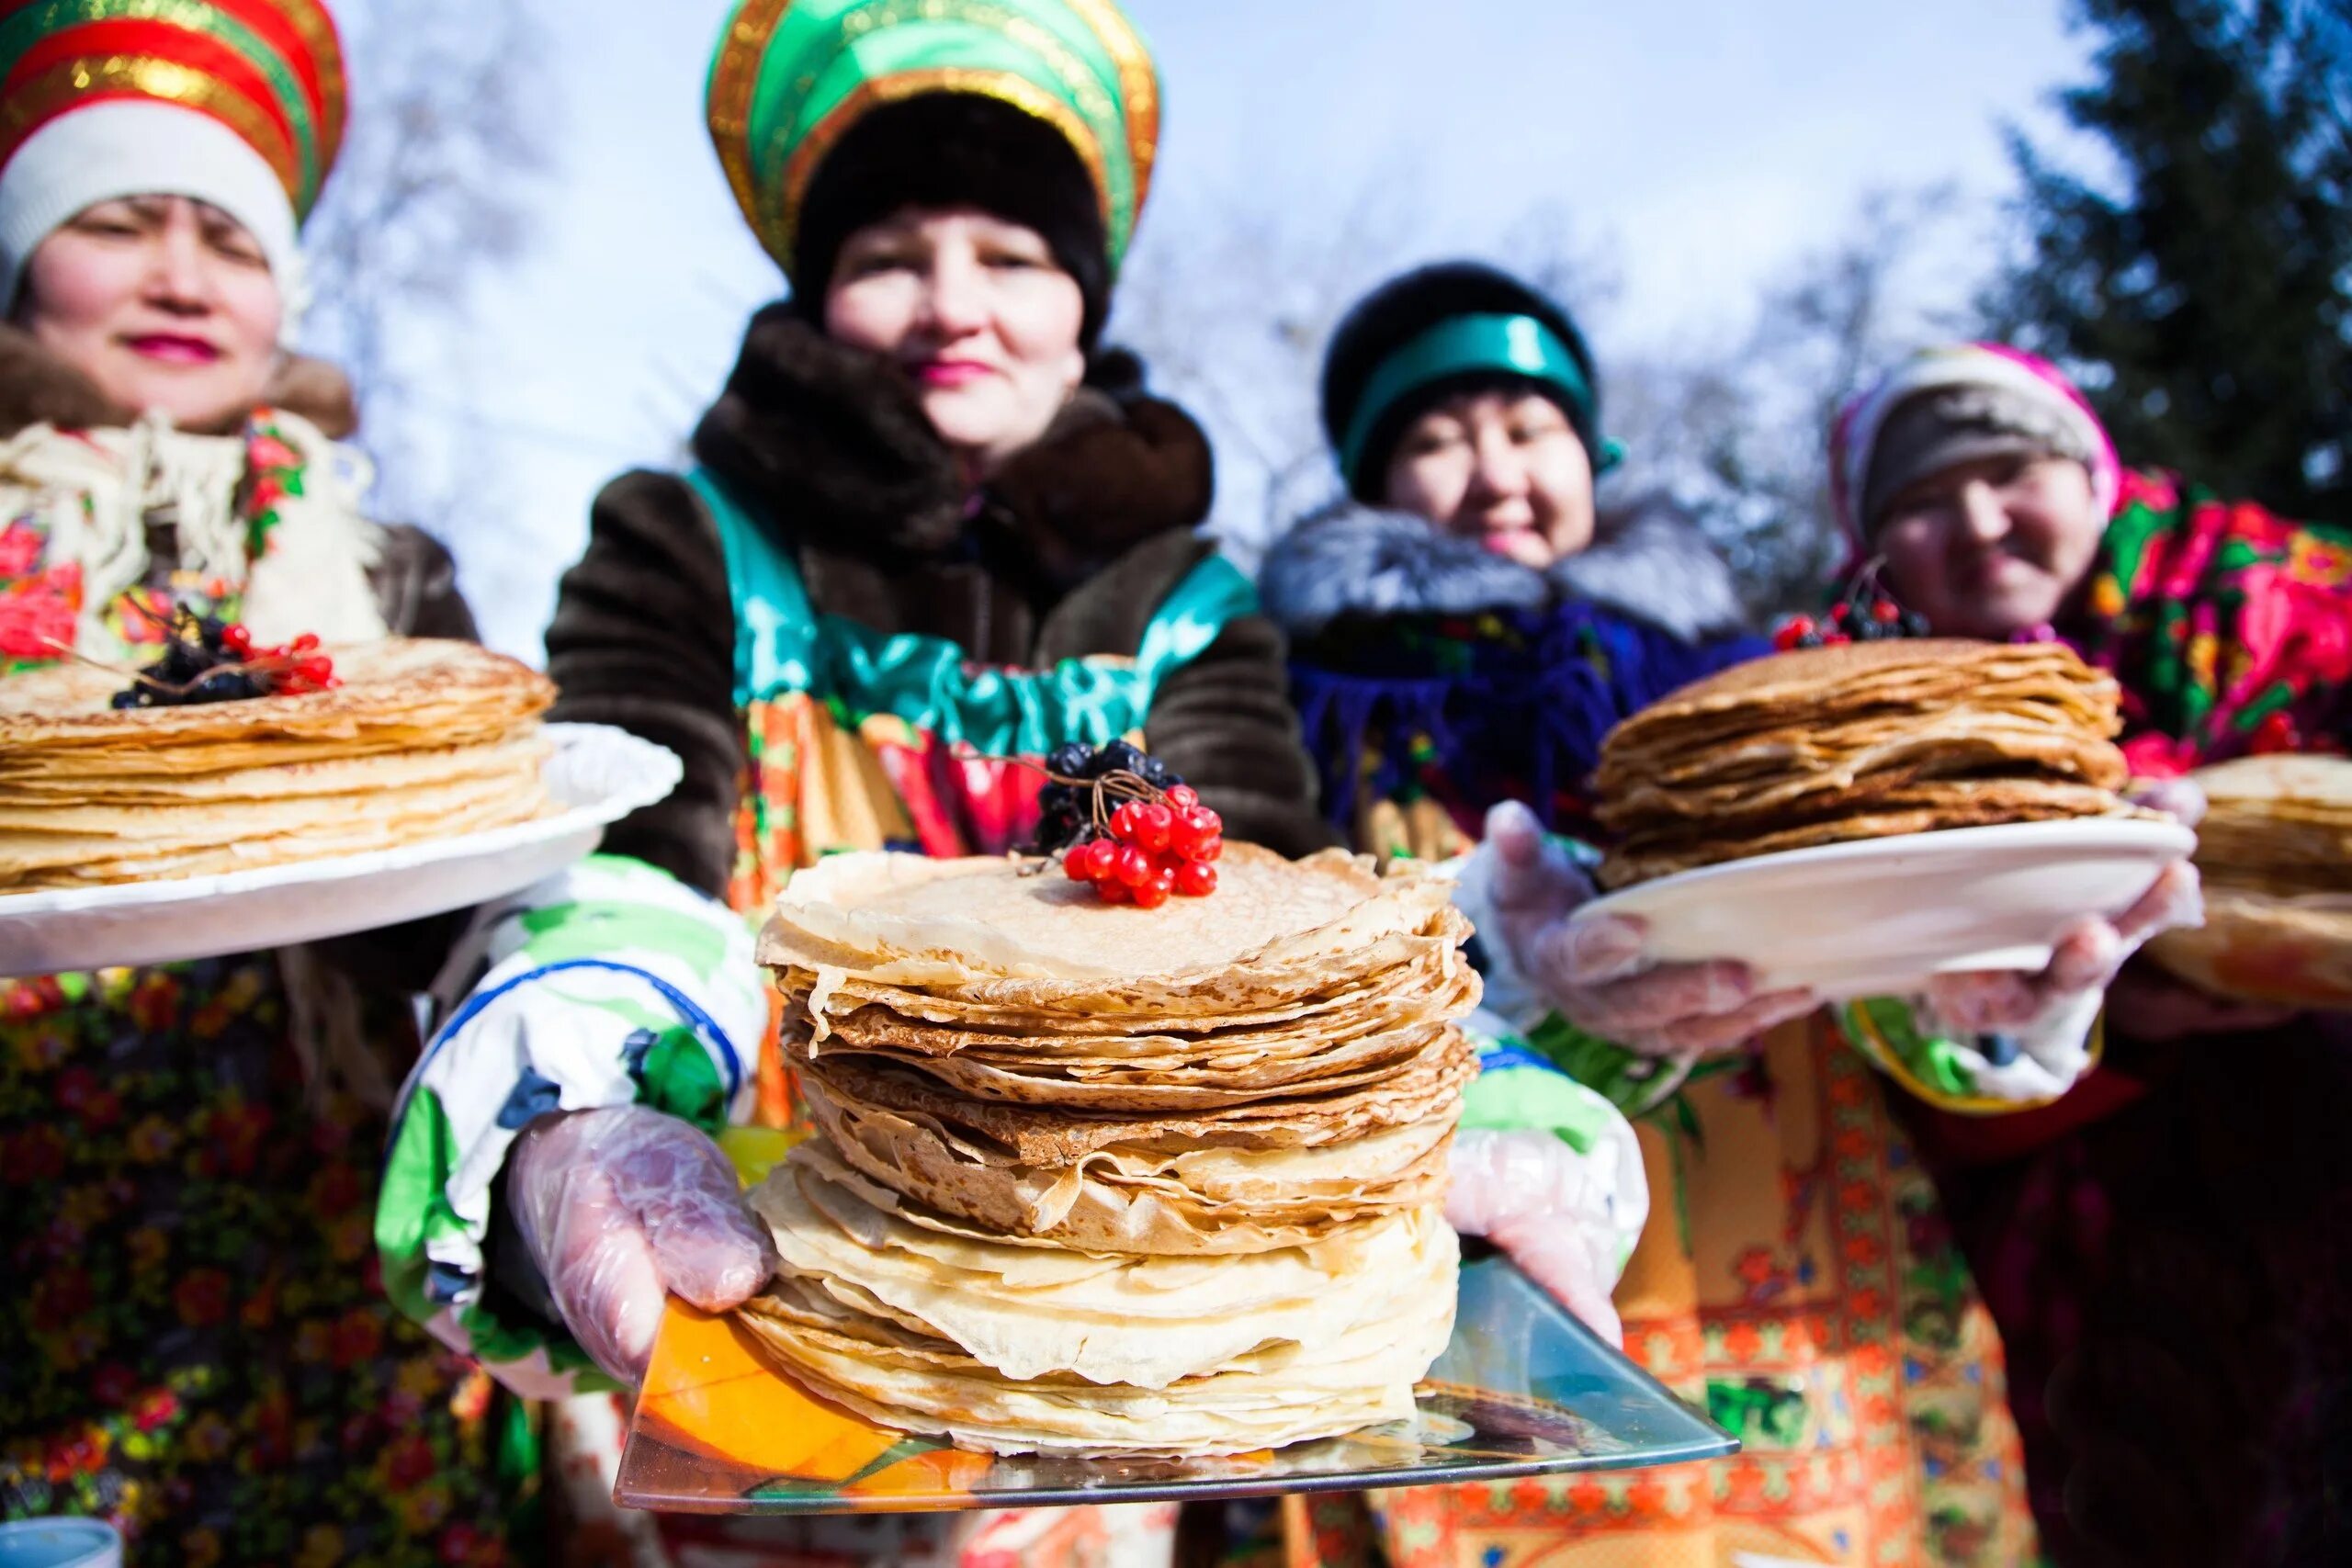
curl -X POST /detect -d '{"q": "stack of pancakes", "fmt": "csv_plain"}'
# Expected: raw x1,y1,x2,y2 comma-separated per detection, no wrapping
1594,639,2135,887
2149,754,2352,1005
741,844,1480,1457
0,639,554,890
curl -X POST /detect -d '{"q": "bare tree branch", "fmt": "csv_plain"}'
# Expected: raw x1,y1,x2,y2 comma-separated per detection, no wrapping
296,0,551,546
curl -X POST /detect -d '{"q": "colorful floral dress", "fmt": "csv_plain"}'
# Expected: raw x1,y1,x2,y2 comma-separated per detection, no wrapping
1261,1012,2041,1568
1905,468,2352,1560
0,411,525,1563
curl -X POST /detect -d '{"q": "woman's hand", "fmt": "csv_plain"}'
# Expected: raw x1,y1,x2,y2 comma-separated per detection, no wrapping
1484,801,1818,1055
1918,775,2209,1036
1919,860,2205,1033
508,1106,775,1383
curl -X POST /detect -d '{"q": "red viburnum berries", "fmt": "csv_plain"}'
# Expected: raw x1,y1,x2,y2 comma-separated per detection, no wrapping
1067,795,1222,907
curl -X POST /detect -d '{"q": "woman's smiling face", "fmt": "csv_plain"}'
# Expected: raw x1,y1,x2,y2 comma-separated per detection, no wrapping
822,205,1087,475
17,194,282,427
1382,387,1595,570
1876,453,2107,638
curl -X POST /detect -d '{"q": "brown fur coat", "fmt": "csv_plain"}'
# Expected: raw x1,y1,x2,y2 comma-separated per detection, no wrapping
548,307,1334,894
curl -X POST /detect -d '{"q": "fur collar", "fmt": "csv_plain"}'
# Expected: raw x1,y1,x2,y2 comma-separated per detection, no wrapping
0,322,359,440
691,305,1213,590
1261,491,1751,645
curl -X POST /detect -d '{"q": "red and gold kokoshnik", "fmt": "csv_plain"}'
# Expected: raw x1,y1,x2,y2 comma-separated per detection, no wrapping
0,0,346,214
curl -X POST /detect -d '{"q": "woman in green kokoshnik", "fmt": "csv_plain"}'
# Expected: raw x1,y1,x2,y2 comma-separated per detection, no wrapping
379,3,1336,1562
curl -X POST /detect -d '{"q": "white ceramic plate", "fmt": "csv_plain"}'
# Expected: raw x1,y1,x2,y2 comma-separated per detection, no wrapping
1571,818,2199,1001
0,723,680,978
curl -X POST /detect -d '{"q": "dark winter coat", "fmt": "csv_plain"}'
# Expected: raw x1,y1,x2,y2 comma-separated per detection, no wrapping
547,307,1334,895
1260,493,1763,851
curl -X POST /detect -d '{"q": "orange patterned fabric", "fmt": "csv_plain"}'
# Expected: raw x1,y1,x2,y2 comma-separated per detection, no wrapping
725,690,1080,1134
1284,1017,2036,1568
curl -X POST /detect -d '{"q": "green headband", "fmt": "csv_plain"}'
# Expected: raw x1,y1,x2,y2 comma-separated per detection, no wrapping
1338,312,1616,487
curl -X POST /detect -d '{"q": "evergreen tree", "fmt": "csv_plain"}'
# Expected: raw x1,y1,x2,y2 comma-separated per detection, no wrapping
1989,0,2352,520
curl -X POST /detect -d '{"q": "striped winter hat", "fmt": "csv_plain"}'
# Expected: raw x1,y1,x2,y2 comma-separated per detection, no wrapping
1828,343,2121,543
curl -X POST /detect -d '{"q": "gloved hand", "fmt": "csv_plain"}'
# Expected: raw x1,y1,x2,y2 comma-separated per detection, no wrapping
508,1106,776,1383
1919,859,2204,1035
1485,801,1819,1055
1919,778,2208,1037
1446,1126,1640,1346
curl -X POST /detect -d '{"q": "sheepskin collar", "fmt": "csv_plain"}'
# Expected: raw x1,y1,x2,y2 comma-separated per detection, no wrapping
1261,492,1750,645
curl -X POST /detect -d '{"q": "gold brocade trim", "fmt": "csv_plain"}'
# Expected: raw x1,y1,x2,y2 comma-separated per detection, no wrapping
764,67,1111,273
271,0,345,178
989,12,1118,131
1057,0,1156,221
706,0,796,258
0,53,300,200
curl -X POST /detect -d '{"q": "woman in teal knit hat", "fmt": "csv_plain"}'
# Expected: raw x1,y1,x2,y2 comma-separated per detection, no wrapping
1266,259,1764,860
1252,266,2177,1568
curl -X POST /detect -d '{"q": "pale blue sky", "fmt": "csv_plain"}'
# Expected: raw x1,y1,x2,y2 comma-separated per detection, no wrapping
404,0,2090,657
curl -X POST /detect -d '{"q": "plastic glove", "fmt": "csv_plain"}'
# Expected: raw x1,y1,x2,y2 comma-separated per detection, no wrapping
1446,1127,1638,1346
1920,859,2203,1035
1920,776,2208,1037
2125,773,2207,830
2086,780,2276,1045
508,1106,776,1383
1485,801,1819,1056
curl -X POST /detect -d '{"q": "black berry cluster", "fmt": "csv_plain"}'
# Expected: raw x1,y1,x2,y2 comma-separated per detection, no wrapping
1035,740,1177,852
111,609,336,709
1775,563,1931,651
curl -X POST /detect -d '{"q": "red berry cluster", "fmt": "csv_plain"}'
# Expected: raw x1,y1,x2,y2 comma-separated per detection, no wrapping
2252,710,2301,754
1773,559,1930,651
1062,784,1224,908
110,606,339,709
230,626,340,694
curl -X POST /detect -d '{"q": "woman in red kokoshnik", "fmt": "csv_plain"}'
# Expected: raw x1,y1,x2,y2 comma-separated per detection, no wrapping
0,1,517,1561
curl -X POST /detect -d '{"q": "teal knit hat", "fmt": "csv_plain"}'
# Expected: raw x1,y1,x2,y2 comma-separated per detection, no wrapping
1321,262,1617,500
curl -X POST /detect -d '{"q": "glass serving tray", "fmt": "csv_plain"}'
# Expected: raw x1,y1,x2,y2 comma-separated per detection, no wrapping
615,1250,1736,1515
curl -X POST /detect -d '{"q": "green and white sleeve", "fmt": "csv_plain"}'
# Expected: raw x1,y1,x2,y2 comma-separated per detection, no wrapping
376,854,767,1398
